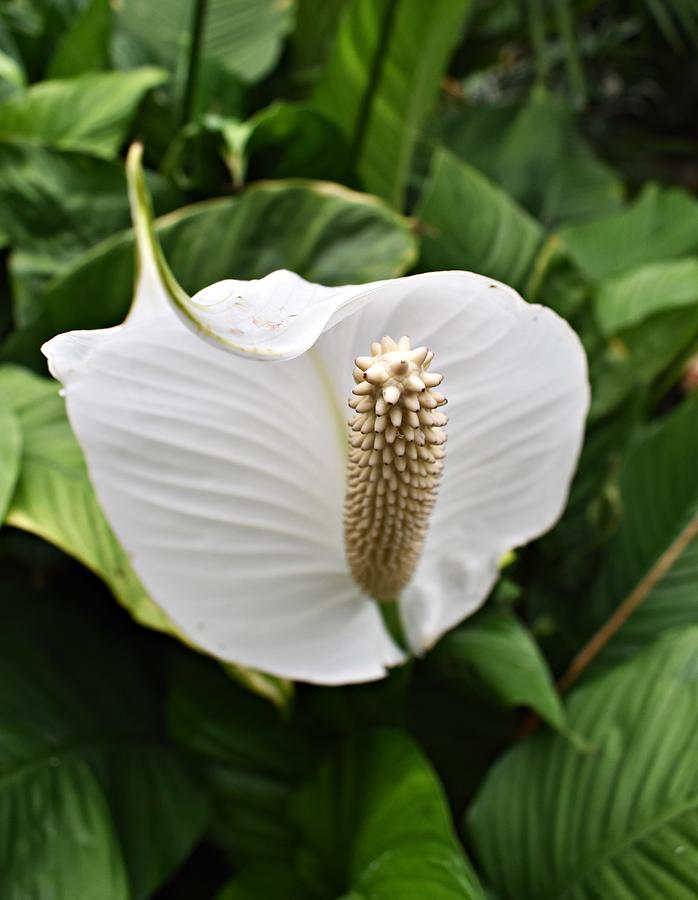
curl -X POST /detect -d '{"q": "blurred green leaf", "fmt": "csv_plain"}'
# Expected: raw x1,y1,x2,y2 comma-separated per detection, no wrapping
114,0,292,88
468,626,698,899
1,0,87,81
167,652,308,865
314,0,472,208
430,610,566,733
290,0,349,89
618,305,698,385
216,869,311,900
595,257,698,336
0,67,166,157
0,144,180,326
415,147,543,289
441,89,623,226
289,731,486,899
0,573,208,900
4,178,417,364
47,0,111,78
0,363,175,633
560,183,698,282
0,143,178,265
0,47,24,94
584,397,698,671
0,397,21,521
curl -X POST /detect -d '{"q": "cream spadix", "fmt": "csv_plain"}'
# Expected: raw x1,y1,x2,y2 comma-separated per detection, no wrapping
346,335,447,602
41,143,590,685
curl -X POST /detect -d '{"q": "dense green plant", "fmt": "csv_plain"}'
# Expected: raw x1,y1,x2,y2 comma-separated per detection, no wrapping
0,1,696,897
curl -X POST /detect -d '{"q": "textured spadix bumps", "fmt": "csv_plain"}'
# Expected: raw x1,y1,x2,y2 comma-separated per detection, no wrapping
346,336,447,601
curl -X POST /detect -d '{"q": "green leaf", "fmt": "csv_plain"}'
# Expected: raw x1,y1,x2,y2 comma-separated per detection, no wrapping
4,178,417,363
0,574,208,900
560,182,698,282
0,144,180,326
430,610,566,733
468,626,698,900
0,144,181,266
47,0,112,78
290,0,349,88
0,397,21,522
216,867,311,900
314,0,472,208
167,652,308,865
617,305,698,385
442,89,623,226
291,731,486,899
0,48,24,92
415,147,543,290
0,364,175,634
0,67,167,158
595,257,698,335
114,0,293,87
584,397,698,671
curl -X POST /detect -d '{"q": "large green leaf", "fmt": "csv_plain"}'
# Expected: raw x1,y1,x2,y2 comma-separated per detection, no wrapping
115,0,292,86
0,396,21,521
0,144,179,263
290,731,486,898
595,257,698,335
584,397,698,670
430,610,566,733
415,147,543,290
0,67,166,157
47,0,112,78
4,177,417,364
313,0,472,208
0,144,180,326
0,572,208,900
167,653,308,865
559,182,698,282
468,626,698,899
0,364,174,633
441,89,623,226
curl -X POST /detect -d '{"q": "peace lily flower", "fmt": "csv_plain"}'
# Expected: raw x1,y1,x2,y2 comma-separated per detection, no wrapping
42,146,589,685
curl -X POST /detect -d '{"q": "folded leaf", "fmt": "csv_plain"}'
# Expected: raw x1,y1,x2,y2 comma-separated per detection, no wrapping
292,731,487,898
430,610,566,733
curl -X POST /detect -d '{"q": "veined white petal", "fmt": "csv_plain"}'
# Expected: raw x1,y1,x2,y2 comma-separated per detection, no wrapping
315,271,589,652
42,145,404,684
43,313,404,684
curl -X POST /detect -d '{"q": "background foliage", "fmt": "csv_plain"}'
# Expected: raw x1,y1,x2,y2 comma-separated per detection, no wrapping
0,1,697,897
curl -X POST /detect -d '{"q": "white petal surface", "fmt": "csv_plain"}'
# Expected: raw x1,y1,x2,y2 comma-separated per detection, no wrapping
315,271,589,652
43,313,404,683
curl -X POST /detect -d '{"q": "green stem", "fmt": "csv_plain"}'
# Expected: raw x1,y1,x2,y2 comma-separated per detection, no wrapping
180,0,208,127
379,601,409,652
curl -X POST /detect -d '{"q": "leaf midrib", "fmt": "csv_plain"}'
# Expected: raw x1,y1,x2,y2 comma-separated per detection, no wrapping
554,793,698,899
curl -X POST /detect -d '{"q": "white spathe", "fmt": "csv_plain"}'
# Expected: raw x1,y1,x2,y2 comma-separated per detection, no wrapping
42,146,590,685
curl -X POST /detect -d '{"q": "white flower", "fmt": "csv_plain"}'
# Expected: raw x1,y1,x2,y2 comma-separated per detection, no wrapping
42,146,589,685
